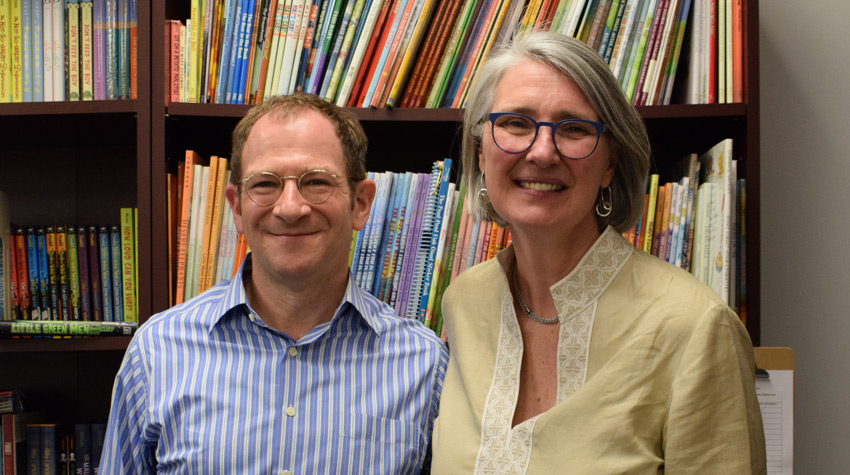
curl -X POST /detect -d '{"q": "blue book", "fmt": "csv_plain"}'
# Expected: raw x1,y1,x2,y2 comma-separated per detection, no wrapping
395,172,430,316
350,171,375,281
233,0,257,104
98,226,113,321
225,0,248,104
32,0,44,101
403,164,441,318
110,226,124,322
376,171,411,303
389,172,420,309
214,0,238,104
26,227,43,319
372,172,402,296
105,0,119,99
417,158,452,321
359,171,392,292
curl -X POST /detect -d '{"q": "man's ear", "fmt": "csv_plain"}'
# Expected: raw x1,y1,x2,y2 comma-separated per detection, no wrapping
351,179,377,231
225,184,243,235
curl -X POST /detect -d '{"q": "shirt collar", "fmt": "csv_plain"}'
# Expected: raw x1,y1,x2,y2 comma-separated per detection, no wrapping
207,254,384,336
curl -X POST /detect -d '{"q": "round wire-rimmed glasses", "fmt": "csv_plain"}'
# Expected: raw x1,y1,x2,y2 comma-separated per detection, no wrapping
240,169,346,206
488,112,606,160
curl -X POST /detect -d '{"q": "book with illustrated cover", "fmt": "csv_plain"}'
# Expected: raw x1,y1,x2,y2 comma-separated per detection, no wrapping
109,225,123,322
120,208,136,322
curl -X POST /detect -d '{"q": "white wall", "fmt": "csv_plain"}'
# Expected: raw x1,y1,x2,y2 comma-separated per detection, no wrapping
760,1,850,471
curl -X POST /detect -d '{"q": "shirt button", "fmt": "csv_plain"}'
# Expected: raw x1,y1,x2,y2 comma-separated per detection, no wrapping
288,347,298,357
286,406,296,417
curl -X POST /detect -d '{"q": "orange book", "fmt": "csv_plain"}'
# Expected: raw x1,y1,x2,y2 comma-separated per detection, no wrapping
731,0,743,102
475,220,492,265
204,157,230,290
486,223,501,260
658,182,674,258
206,0,227,101
399,0,453,107
409,0,464,107
232,234,249,278
175,150,205,305
650,183,667,257
197,156,221,294
167,170,178,306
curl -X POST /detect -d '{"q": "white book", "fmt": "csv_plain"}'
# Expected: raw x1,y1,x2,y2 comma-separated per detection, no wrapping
287,0,313,93
52,0,65,100
183,164,207,302
610,0,643,79
644,0,680,105
698,138,733,304
276,0,306,96
264,0,290,99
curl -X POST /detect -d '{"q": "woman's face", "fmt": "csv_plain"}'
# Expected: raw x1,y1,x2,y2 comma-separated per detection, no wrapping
479,60,616,237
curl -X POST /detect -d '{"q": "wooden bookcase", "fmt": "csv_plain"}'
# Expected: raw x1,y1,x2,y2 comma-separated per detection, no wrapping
0,0,760,426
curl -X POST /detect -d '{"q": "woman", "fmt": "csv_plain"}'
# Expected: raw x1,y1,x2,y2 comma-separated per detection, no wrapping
431,32,765,474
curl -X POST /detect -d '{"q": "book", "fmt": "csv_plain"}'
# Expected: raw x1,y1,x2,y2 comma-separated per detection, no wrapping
51,0,64,100
120,208,136,322
0,319,136,337
13,227,31,320
109,225,123,323
196,156,220,294
65,227,82,320
75,225,91,320
80,0,93,99
641,173,659,253
175,150,203,305
697,138,734,303
68,0,82,100
25,227,44,320
73,423,92,475
35,227,50,321
44,226,60,319
42,0,53,101
56,225,71,321
97,225,112,321
9,0,23,102
2,412,43,475
86,225,102,321
203,157,228,292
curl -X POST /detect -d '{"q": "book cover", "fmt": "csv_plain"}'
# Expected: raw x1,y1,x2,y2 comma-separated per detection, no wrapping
0,0,10,103
109,225,123,322
90,423,105,474
44,226,60,319
422,180,456,328
51,0,64,100
424,0,480,108
394,171,429,316
166,19,181,103
67,0,81,100
623,0,657,101
279,0,310,97
406,0,463,107
204,156,228,291
25,227,44,320
35,227,50,321
383,0,437,107
120,208,136,322
196,156,219,294
376,172,411,301
0,319,136,337
24,0,36,102
343,0,393,106
3,412,43,474
6,223,21,319
650,182,666,257
87,225,102,321
184,164,207,301
128,0,137,98
415,158,451,321
97,225,112,321
13,227,31,320
641,173,659,253
55,225,71,321
26,424,41,475
213,0,237,103
80,0,93,99
320,0,367,102
66,227,82,321
9,0,23,102
75,225,91,320
42,0,53,101
38,423,57,475
697,137,734,303
387,172,421,308
175,150,203,305
333,0,385,106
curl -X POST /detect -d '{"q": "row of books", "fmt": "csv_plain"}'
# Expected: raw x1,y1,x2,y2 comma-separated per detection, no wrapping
0,0,138,103
167,152,246,306
623,138,746,319
165,0,739,108
0,210,139,324
1,413,105,475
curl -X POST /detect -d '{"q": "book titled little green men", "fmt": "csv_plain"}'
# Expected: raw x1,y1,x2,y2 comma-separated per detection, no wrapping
0,320,136,338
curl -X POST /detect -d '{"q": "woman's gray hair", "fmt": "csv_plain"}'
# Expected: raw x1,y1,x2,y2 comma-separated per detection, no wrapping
461,31,651,233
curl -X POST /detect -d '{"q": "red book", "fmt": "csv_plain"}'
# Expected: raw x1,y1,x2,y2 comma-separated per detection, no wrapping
14,227,32,320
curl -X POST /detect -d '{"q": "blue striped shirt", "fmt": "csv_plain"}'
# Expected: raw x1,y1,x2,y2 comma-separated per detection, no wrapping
100,256,449,474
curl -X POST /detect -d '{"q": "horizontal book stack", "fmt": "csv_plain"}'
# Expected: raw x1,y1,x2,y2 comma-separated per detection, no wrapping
0,0,137,103
0,209,139,326
1,413,106,475
168,151,244,306
623,137,746,320
164,0,739,107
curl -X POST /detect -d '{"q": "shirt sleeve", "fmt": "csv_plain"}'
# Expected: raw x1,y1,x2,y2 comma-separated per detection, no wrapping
99,336,158,474
663,305,767,474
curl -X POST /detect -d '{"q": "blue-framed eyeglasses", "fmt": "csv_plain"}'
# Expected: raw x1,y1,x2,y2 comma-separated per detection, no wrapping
487,112,606,160
240,169,346,206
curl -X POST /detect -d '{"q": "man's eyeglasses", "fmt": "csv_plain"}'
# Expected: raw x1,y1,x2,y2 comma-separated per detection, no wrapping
487,112,606,160
240,169,346,206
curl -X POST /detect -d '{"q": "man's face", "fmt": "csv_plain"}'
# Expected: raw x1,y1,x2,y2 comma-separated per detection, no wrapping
225,111,375,287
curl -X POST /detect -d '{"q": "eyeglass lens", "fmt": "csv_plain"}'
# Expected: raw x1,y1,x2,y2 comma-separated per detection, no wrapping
244,170,337,205
491,114,601,159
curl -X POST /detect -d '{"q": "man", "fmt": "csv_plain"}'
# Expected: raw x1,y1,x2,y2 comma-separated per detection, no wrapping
100,93,449,474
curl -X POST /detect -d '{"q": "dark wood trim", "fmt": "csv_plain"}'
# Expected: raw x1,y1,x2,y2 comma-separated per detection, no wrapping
0,337,131,353
743,0,761,345
0,100,138,116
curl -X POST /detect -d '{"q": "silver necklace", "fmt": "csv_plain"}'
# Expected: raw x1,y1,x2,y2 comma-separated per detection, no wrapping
512,266,560,324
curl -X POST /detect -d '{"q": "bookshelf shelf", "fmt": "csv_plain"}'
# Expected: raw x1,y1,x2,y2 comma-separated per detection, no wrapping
0,101,141,116
0,337,131,353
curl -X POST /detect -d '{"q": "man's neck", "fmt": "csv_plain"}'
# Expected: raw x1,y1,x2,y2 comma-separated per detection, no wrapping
244,268,349,341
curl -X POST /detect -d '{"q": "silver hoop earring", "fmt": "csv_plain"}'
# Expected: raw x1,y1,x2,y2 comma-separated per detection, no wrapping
477,175,489,204
596,187,612,217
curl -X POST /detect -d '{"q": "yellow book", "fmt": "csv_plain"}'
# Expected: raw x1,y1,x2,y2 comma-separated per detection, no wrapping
642,173,659,253
205,156,229,290
0,0,11,102
120,208,137,323
197,155,219,294
188,0,201,102
10,0,21,101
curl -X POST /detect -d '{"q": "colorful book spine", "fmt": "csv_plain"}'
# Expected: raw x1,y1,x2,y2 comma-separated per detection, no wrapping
22,0,33,101
103,0,117,98
26,227,44,320
51,0,64,100
32,0,44,100
0,319,137,337
68,0,81,100
98,225,113,321
36,227,50,320
120,208,136,322
80,0,93,99
66,227,82,321
92,0,105,99
56,225,71,321
109,225,123,322
42,0,53,101
87,225,102,320
76,225,91,320
116,0,128,98
13,227,31,320
129,0,137,98
45,226,60,319
0,0,11,102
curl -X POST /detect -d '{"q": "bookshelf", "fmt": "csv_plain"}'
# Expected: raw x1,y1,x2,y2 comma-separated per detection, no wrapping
0,0,760,428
